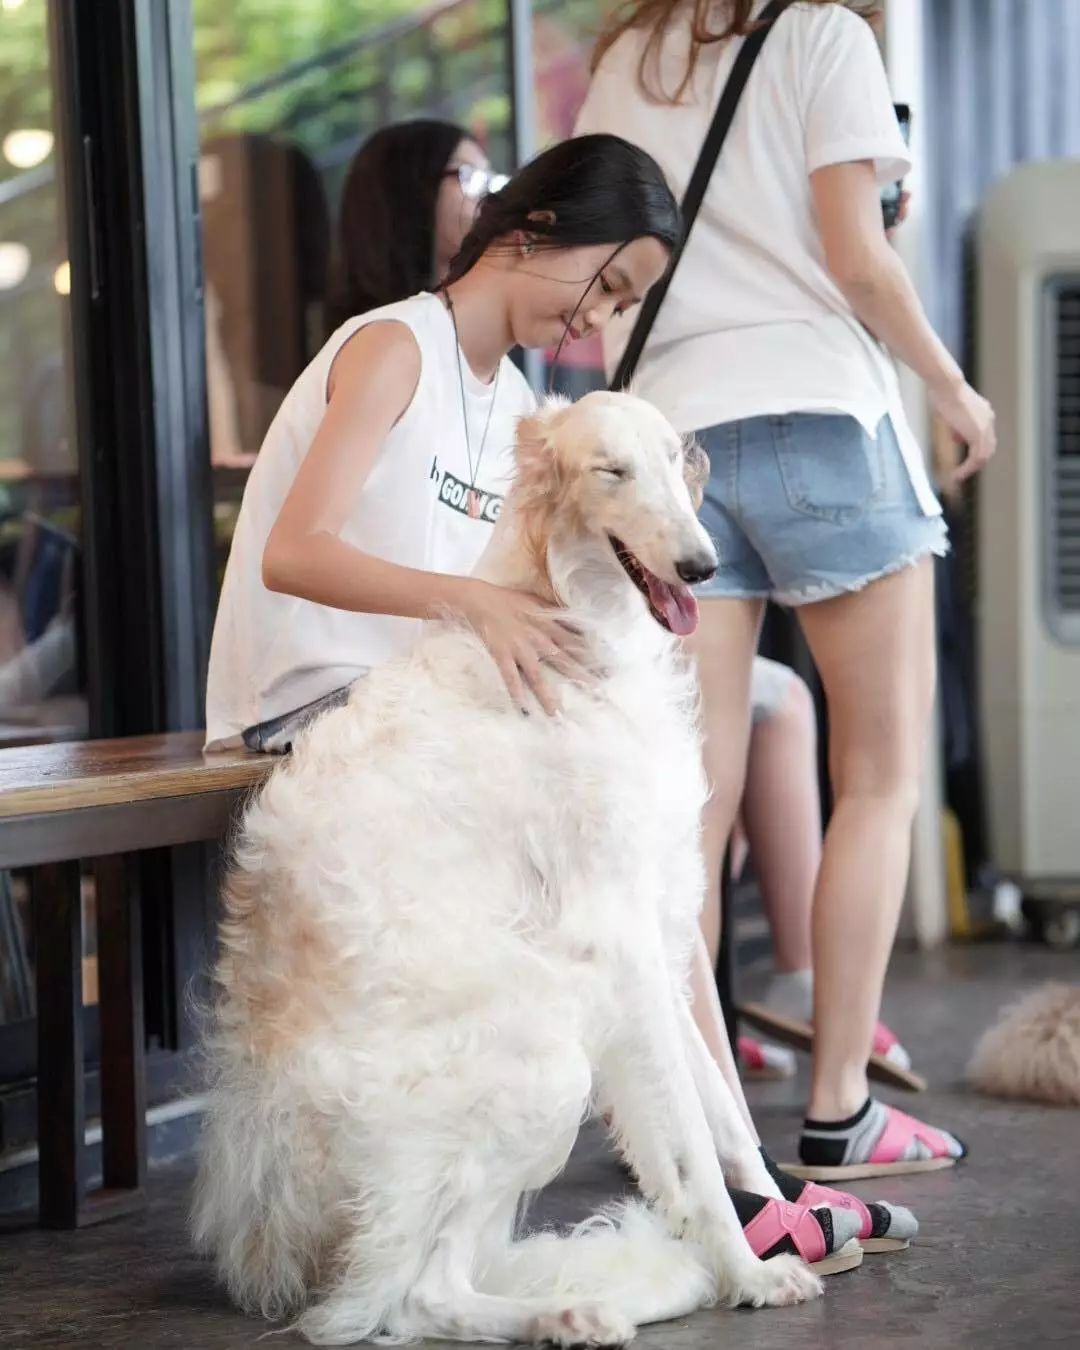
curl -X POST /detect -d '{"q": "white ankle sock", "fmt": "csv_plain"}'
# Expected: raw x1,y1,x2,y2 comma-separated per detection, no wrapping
765,967,814,1023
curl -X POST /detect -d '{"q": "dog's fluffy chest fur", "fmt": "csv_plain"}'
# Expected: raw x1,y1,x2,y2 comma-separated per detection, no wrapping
228,624,706,1064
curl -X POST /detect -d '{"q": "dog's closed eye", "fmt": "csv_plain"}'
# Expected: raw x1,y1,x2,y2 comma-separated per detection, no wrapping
595,464,632,481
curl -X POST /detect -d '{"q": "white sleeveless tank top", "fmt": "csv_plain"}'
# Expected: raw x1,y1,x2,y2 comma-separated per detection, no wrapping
205,292,536,747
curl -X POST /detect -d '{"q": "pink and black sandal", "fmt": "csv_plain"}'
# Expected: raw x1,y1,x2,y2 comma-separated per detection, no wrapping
758,1146,918,1253
731,1188,863,1276
790,1099,968,1182
798,1180,917,1252
737,1002,926,1092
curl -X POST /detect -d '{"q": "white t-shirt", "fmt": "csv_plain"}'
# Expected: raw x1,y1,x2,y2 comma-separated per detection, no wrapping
574,0,940,515
205,292,536,747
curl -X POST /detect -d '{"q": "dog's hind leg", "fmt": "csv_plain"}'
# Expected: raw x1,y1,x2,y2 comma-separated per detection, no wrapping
395,1196,637,1348
482,1199,714,1330
301,1185,635,1348
298,1052,635,1347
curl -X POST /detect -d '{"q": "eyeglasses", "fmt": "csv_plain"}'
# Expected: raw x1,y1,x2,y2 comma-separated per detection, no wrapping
445,164,509,201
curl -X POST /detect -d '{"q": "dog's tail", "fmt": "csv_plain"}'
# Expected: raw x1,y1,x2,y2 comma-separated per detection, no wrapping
190,1052,329,1321
483,1200,715,1326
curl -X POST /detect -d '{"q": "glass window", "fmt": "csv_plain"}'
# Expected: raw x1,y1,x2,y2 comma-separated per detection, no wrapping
192,0,515,579
533,0,604,146
532,0,608,395
0,0,89,1031
0,0,86,747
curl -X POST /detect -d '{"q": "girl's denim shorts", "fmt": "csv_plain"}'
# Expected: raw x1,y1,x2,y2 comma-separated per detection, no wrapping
695,412,948,606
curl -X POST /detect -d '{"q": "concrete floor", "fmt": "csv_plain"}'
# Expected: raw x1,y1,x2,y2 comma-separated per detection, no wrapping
1,943,1077,1348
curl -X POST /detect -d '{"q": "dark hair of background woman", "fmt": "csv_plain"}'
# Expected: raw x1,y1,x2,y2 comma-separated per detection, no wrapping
325,118,468,332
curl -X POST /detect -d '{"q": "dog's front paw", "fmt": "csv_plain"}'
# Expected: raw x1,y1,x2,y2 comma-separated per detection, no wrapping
530,1302,636,1347
716,1254,823,1309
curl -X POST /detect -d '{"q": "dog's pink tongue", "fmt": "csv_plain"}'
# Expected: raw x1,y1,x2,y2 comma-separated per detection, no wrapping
645,573,700,637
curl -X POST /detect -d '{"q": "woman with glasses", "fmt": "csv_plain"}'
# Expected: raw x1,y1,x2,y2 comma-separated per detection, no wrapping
325,119,508,333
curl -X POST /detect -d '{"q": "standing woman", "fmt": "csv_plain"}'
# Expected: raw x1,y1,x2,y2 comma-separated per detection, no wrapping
577,0,995,1178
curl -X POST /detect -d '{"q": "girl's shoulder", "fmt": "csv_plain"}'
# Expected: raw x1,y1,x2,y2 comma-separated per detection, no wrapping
325,291,444,354
318,292,445,400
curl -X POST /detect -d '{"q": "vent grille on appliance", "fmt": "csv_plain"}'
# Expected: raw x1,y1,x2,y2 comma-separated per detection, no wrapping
1052,280,1080,622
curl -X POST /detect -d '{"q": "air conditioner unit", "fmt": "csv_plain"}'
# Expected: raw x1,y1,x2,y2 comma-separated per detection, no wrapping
977,160,1080,894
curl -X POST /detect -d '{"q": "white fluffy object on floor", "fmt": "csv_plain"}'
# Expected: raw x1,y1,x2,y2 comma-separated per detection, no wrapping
966,982,1080,1106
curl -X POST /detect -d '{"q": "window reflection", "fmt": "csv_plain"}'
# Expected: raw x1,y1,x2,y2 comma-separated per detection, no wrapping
194,0,520,579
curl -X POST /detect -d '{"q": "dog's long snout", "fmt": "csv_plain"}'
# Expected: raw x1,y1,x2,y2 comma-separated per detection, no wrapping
676,551,718,586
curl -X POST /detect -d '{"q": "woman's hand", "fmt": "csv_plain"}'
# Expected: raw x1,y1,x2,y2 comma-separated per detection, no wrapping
455,580,594,716
928,375,997,485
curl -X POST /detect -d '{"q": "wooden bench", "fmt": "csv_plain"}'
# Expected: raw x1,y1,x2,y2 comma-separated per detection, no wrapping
0,732,273,1228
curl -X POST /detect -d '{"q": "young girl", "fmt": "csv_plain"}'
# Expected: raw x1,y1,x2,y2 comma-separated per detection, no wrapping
577,0,992,1180
204,133,678,751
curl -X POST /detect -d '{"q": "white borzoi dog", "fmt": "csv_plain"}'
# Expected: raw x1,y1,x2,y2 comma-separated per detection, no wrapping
192,391,828,1345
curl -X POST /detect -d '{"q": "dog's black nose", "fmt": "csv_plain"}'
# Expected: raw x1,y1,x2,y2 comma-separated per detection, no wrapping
676,553,718,585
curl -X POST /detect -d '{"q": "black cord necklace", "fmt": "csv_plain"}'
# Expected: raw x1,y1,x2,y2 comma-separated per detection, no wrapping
441,287,501,519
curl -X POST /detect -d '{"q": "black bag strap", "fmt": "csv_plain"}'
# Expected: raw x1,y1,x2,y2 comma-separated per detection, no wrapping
610,0,789,391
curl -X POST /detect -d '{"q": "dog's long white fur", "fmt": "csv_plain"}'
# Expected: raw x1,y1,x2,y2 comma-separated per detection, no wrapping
191,392,822,1346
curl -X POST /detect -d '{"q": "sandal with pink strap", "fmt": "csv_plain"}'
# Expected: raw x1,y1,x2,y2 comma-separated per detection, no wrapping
788,1098,968,1182
736,1002,926,1092
756,1147,918,1253
798,1180,917,1252
731,1188,863,1276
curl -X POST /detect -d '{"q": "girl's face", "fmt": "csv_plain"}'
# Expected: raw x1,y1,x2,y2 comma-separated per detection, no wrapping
434,138,493,277
508,236,670,352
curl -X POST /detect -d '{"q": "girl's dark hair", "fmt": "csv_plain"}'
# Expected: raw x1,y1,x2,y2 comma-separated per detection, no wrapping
326,118,469,331
442,133,681,286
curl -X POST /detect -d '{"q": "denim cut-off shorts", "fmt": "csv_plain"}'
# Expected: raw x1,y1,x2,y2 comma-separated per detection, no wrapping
695,413,948,606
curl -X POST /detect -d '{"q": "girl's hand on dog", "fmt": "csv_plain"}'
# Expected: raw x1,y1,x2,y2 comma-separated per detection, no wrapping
457,580,594,716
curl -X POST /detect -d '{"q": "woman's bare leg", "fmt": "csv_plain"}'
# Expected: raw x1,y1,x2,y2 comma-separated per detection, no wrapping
687,935,757,1141
685,598,764,1137
689,598,765,963
795,560,937,1120
741,674,819,975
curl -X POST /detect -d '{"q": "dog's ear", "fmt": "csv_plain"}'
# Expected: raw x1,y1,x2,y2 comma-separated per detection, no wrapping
514,397,570,493
513,398,574,580
681,435,709,511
